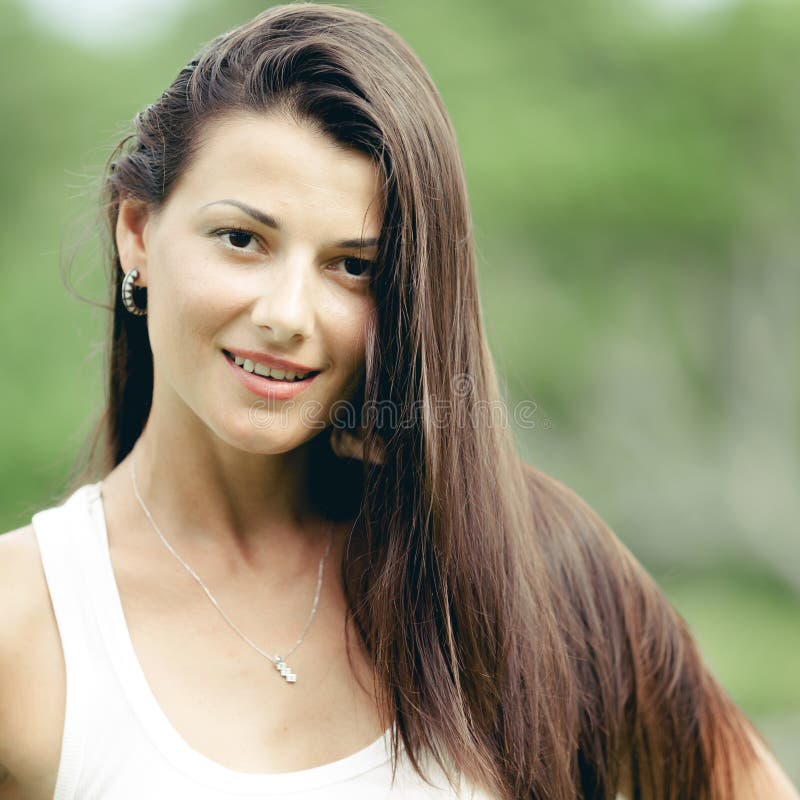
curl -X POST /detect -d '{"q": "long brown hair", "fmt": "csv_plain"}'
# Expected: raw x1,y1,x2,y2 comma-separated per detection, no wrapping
63,4,761,797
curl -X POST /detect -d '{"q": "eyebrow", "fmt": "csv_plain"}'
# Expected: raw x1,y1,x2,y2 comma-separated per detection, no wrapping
200,199,379,249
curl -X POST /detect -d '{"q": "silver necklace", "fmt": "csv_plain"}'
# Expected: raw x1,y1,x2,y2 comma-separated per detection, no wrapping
129,449,333,685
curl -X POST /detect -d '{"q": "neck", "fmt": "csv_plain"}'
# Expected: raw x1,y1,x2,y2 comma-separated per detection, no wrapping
120,417,333,568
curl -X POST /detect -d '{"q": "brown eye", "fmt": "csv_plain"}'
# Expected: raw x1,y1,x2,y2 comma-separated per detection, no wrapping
210,227,262,253
226,230,254,249
332,256,373,281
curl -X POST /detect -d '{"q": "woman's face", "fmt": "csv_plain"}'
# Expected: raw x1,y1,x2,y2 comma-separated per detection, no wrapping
116,111,382,453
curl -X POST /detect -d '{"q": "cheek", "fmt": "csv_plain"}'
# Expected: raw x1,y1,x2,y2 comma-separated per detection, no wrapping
158,243,236,318
327,298,373,370
151,284,217,347
147,267,235,373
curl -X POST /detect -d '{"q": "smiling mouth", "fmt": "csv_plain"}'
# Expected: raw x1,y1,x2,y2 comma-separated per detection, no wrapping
222,350,321,382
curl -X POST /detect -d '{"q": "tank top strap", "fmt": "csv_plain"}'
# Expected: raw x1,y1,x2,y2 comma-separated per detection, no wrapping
31,482,101,800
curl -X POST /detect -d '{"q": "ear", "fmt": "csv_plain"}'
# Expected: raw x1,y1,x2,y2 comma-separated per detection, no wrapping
116,197,156,287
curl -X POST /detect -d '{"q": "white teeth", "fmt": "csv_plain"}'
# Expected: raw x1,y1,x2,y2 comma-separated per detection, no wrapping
253,363,271,378
229,352,311,381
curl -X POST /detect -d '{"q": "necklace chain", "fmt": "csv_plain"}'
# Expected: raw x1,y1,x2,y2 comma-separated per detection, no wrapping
129,449,333,685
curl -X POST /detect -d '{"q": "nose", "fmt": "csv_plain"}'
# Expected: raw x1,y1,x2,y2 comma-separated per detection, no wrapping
249,253,316,342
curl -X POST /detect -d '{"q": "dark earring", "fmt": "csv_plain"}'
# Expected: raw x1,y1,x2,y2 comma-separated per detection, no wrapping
121,267,147,316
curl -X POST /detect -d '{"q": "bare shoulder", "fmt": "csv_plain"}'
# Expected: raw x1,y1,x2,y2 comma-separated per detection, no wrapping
0,523,65,798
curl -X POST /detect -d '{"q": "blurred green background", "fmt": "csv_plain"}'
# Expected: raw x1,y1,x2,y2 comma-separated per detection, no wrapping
1,0,798,785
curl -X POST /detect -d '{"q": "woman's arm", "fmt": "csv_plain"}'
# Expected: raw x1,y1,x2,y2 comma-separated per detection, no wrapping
0,527,34,799
0,767,26,800
0,524,65,800
524,464,797,799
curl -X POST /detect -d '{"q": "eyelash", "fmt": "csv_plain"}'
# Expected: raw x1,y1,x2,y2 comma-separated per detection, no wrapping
210,226,375,282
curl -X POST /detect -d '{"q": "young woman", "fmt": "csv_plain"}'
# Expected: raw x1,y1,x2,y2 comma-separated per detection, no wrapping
0,4,796,799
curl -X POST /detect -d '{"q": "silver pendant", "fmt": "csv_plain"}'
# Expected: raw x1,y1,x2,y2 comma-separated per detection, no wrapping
274,655,297,684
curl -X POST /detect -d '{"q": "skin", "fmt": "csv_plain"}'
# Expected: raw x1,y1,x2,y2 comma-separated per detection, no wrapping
0,111,392,798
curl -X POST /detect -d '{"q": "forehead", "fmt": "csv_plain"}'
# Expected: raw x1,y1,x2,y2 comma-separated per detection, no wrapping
167,111,384,234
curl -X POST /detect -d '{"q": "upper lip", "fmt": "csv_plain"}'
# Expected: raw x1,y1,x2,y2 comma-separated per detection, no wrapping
223,348,323,374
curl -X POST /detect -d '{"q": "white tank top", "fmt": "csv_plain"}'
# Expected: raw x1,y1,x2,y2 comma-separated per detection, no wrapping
31,482,495,800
